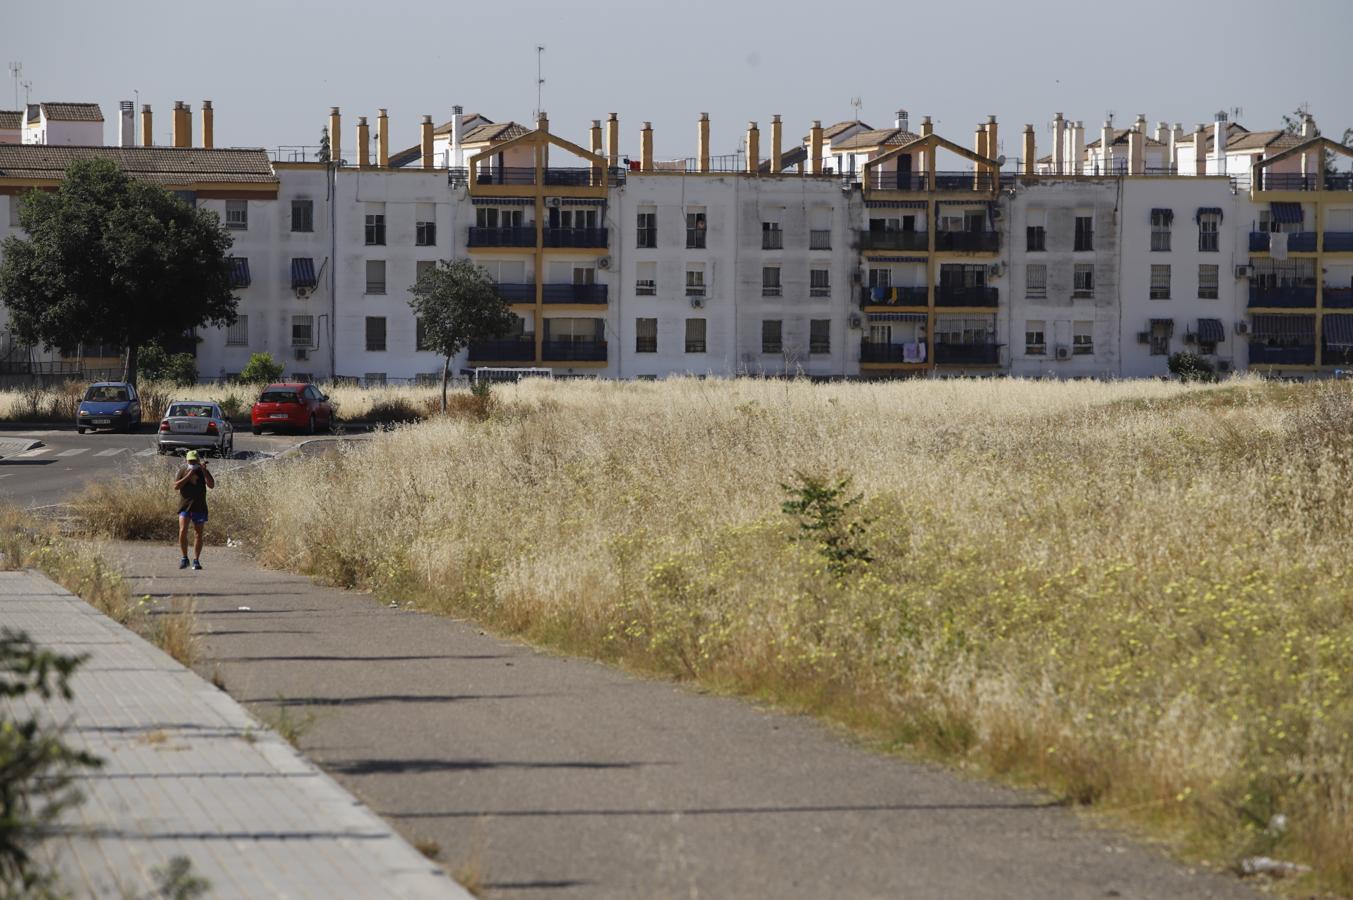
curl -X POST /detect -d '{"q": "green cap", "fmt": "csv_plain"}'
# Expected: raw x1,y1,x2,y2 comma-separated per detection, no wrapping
185,450,200,461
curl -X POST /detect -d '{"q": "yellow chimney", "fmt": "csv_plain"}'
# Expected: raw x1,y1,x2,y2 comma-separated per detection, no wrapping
770,114,782,174
172,101,191,148
746,121,760,174
1022,125,1036,175
201,100,214,149
640,121,654,173
920,115,933,137
141,104,153,146
607,112,619,162
377,108,389,168
986,115,999,186
698,113,710,173
537,111,549,133
329,107,342,165
590,119,603,156
809,120,824,175
421,115,434,169
357,116,370,168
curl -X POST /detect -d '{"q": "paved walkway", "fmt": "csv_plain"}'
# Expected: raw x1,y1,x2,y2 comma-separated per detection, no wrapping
102,540,1258,900
0,570,466,899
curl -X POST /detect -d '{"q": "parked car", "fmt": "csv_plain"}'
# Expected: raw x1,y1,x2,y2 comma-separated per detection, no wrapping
77,382,142,434
250,383,334,435
156,400,234,457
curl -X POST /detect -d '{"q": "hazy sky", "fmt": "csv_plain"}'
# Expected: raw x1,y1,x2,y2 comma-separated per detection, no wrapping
6,0,1352,161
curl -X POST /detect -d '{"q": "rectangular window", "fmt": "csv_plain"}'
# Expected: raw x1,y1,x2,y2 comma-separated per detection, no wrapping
686,210,707,249
810,269,831,297
762,266,781,296
810,229,831,250
226,315,248,346
1073,264,1094,298
685,318,707,353
762,221,783,250
415,260,435,283
290,199,313,233
809,319,830,354
1150,209,1172,252
365,316,387,352
1198,264,1219,299
635,317,657,353
637,210,657,248
364,206,386,245
685,268,705,296
225,199,248,230
1150,264,1172,300
1025,320,1046,356
291,315,313,347
1198,213,1220,252
636,261,656,295
1026,208,1046,251
1025,264,1047,299
415,204,436,246
364,373,387,386
1149,319,1173,356
761,319,782,354
366,260,386,294
1074,215,1094,251
1073,321,1094,355
415,316,429,351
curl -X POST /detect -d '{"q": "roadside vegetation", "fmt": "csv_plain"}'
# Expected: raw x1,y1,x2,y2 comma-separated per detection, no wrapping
63,375,1353,893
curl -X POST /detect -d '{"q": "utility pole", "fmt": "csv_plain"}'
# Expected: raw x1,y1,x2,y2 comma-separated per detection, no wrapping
8,62,21,109
534,45,545,120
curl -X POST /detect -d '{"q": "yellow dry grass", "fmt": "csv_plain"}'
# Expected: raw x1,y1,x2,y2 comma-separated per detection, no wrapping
67,375,1353,892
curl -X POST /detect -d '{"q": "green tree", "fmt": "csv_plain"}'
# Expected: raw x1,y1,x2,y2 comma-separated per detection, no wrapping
138,342,199,386
0,158,238,386
238,351,283,384
408,259,517,412
317,126,331,164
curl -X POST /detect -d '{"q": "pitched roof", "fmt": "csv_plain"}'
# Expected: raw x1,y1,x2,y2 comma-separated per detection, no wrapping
1226,130,1303,153
1085,129,1165,149
0,110,21,130
39,102,104,123
431,113,493,136
830,127,922,151
460,122,530,145
758,144,808,173
0,145,277,185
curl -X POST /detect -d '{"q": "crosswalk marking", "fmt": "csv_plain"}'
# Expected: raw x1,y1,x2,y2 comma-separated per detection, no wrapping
0,473,13,479
56,448,88,457
94,448,130,457
14,447,52,458
135,448,157,457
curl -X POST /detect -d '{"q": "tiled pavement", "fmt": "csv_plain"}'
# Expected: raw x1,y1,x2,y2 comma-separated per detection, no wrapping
0,570,467,899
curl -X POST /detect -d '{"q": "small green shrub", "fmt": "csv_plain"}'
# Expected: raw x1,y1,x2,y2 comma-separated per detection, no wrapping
238,353,284,384
139,345,198,386
1168,351,1216,383
780,472,873,578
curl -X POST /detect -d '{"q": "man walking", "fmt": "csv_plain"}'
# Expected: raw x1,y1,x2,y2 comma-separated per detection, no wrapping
173,450,214,570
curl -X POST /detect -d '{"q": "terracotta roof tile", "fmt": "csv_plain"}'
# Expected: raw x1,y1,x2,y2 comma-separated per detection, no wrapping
39,102,104,123
0,110,21,130
829,127,922,151
431,113,492,136
1085,128,1165,149
0,145,277,185
460,122,530,144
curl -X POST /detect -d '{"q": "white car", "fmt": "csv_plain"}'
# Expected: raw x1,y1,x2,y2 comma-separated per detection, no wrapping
156,401,234,457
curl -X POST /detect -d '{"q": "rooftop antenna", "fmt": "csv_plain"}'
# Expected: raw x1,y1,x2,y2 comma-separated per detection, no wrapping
850,96,862,121
534,45,545,120
7,61,21,109
20,80,31,105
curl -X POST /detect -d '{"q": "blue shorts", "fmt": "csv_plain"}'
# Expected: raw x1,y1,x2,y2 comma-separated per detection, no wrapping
178,511,208,525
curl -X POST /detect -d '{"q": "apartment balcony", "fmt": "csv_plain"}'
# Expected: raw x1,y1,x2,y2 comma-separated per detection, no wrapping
541,283,608,305
1255,172,1353,192
934,342,1000,365
934,171,998,192
859,341,908,364
543,227,608,249
1324,287,1353,308
542,339,607,362
1324,232,1353,252
860,286,928,307
468,226,535,248
858,230,929,252
495,283,535,303
1249,232,1316,253
935,285,999,307
471,166,625,188
1248,285,1316,308
1248,342,1315,365
862,171,931,191
467,337,536,362
934,231,999,253
862,171,997,192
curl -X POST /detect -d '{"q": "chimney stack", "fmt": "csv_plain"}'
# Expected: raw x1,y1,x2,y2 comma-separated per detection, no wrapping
986,115,999,181
1128,124,1144,176
770,114,782,174
1211,110,1228,174
537,111,549,133
141,104,153,147
640,121,654,173
607,112,619,162
896,109,909,131
809,120,823,175
590,119,603,156
1022,124,1035,175
920,115,933,137
697,113,710,173
451,105,464,169
1155,121,1169,146
1170,123,1183,171
329,107,342,164
377,108,389,167
357,116,370,168
118,101,134,147
1101,120,1114,175
1051,113,1065,175
1301,112,1316,138
746,121,760,174
1193,123,1207,175
172,101,191,148
421,115,434,169
201,100,214,149
1070,121,1085,175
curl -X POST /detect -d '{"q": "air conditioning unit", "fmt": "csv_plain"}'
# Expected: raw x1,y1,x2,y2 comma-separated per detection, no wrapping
987,263,1003,278
597,256,611,270
294,347,309,361
1235,321,1249,335
1235,264,1252,279
1055,345,1071,360
690,296,705,309
848,312,863,329
1136,331,1150,344
546,197,563,207
295,286,312,300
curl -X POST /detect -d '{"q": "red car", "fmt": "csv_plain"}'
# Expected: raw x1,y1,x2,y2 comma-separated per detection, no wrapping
250,383,334,435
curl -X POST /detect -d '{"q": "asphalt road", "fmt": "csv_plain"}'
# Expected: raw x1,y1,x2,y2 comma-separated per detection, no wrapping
99,539,1259,900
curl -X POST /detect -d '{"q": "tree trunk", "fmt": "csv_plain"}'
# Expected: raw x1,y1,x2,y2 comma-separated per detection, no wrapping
123,342,139,386
441,355,450,413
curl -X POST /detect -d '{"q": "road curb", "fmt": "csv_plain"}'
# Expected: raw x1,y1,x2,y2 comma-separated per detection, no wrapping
0,437,44,454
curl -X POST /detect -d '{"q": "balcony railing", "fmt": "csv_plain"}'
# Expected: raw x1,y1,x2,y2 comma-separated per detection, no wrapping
862,171,999,191
469,226,535,248
934,231,999,253
542,283,608,304
542,339,607,362
859,342,909,363
935,286,999,307
935,342,1000,365
860,286,928,307
495,283,535,302
809,230,832,250
1248,285,1316,308
468,338,536,361
471,166,626,187
1324,287,1353,308
862,171,931,191
1250,231,1316,253
543,227,608,248
1255,173,1353,192
762,231,784,250
859,230,928,252
1325,232,1353,252
1248,342,1315,365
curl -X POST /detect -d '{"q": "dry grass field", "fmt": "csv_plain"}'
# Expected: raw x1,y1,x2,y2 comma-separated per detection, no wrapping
67,376,1353,892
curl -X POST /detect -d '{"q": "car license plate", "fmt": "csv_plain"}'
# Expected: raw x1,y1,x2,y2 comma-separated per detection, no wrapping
93,418,110,424
270,413,288,419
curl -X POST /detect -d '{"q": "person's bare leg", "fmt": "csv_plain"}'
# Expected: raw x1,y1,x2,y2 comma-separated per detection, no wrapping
193,522,204,561
178,515,189,557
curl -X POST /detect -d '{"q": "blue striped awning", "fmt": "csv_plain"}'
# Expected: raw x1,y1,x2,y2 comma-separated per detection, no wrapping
865,200,928,209
1196,206,1223,223
291,257,317,289
1270,202,1303,225
471,197,532,205
937,198,994,205
1197,318,1225,343
1323,314,1353,347
1251,314,1315,339
868,312,928,323
228,257,250,288
864,256,928,263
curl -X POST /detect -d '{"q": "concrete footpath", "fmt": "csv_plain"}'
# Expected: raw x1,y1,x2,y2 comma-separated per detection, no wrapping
0,570,466,899
101,540,1259,900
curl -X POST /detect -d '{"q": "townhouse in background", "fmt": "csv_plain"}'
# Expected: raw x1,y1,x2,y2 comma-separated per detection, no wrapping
1,98,1351,384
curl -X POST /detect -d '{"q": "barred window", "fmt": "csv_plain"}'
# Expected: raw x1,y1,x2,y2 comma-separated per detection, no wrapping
1073,264,1094,298
1198,265,1219,299
291,315,313,347
685,318,706,353
635,317,657,353
1150,264,1172,300
1073,321,1094,355
761,319,782,354
1150,209,1173,252
810,269,830,297
365,316,387,352
762,266,781,296
809,319,830,354
226,316,248,346
1025,320,1046,356
1026,264,1047,299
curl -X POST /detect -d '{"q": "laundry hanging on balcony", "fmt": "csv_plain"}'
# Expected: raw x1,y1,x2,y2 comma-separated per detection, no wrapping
1269,231,1288,261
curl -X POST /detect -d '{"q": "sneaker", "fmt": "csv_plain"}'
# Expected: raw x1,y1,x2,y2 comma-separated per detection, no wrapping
192,560,203,571
178,557,190,569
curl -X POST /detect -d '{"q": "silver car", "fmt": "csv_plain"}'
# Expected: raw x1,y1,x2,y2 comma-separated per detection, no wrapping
156,401,234,457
